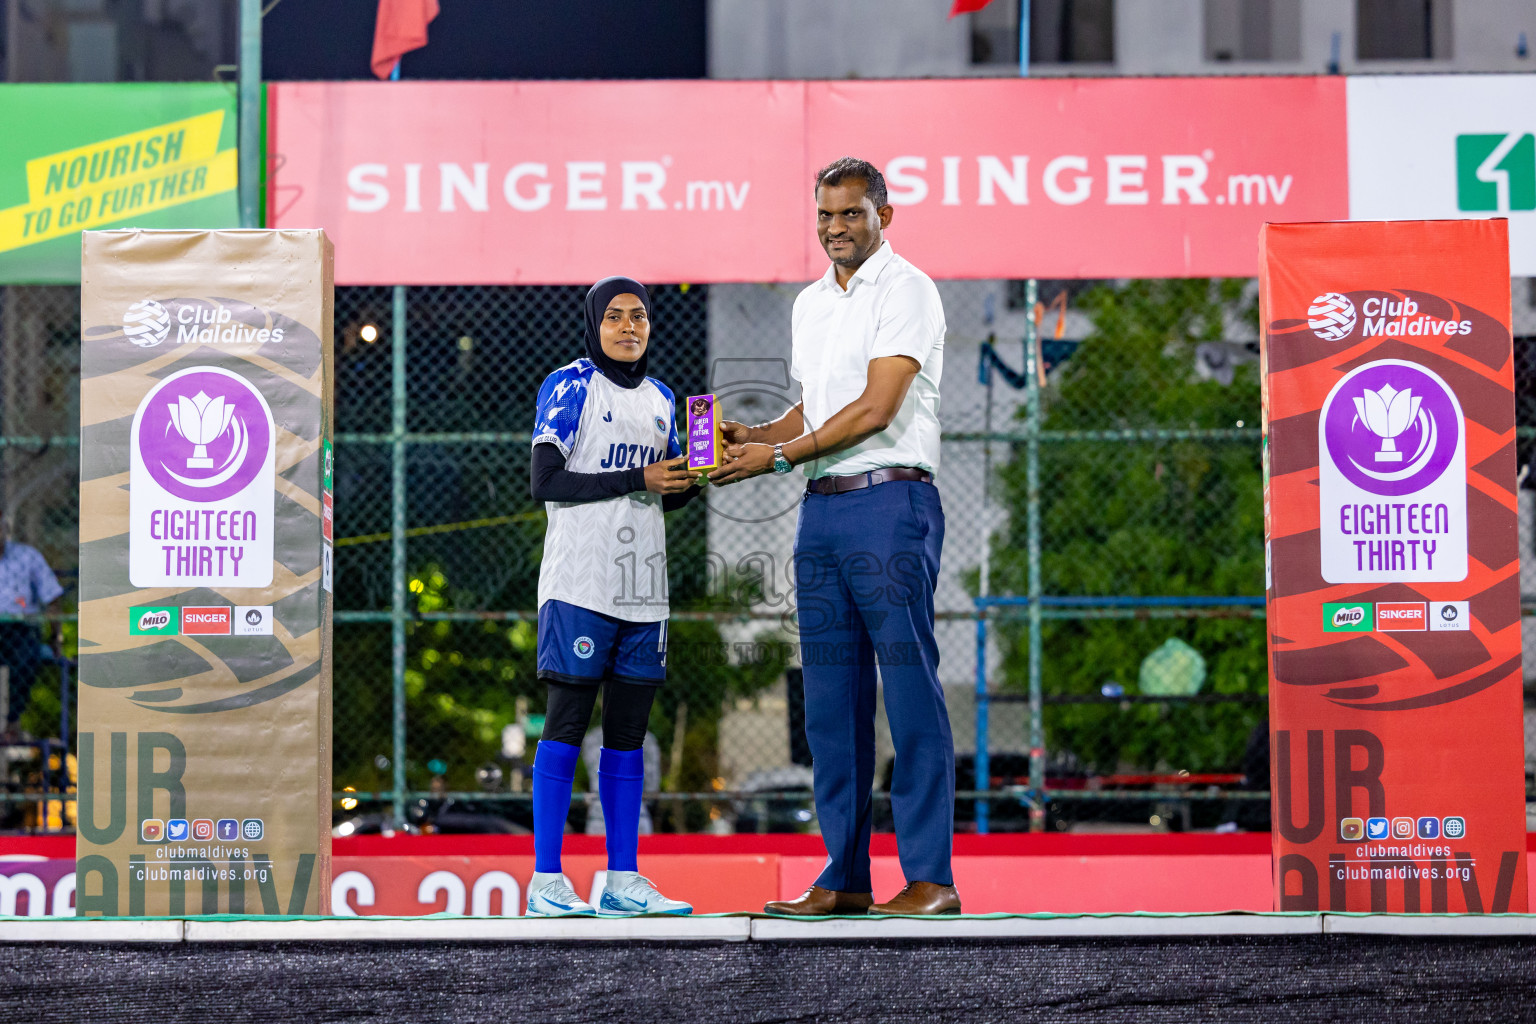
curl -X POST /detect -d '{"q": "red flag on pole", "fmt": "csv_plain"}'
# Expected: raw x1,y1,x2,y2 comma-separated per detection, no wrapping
949,0,998,15
371,0,440,79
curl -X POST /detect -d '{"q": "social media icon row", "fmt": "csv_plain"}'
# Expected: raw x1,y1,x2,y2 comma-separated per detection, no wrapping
141,818,263,842
1340,816,1464,841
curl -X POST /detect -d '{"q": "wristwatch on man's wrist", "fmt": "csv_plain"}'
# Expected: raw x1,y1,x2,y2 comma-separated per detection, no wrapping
772,444,793,474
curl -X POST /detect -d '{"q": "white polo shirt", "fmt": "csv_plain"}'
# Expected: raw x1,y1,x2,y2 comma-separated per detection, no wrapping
790,241,945,479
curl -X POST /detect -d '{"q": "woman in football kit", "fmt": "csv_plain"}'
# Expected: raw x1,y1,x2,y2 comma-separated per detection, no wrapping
525,276,699,916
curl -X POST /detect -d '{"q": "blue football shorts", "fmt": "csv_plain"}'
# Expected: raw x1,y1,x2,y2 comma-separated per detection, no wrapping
536,599,667,685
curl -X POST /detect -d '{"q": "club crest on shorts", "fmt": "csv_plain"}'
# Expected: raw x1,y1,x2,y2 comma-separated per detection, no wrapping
573,636,595,659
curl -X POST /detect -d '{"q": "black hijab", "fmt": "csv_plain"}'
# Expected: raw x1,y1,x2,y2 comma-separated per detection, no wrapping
583,276,651,390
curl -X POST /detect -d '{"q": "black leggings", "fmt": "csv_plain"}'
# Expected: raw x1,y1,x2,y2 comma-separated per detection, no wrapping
543,678,657,751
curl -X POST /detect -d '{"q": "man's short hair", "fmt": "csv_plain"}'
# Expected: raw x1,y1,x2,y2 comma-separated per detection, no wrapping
814,157,888,209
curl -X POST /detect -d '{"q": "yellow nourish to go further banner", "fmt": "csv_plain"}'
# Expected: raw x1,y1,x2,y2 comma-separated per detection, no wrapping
0,84,239,283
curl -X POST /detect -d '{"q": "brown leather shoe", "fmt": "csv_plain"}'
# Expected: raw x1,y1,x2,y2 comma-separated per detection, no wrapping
870,881,961,916
763,885,873,916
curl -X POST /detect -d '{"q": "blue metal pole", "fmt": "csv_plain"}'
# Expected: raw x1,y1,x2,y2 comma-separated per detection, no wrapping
237,0,261,228
975,600,989,834
1018,0,1031,76
1024,278,1044,833
391,286,408,823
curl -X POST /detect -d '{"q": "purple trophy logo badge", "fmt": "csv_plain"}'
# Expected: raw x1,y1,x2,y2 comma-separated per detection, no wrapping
1322,362,1459,497
138,370,271,502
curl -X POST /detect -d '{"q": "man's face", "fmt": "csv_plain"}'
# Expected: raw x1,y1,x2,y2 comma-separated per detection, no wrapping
816,181,891,271
598,293,650,363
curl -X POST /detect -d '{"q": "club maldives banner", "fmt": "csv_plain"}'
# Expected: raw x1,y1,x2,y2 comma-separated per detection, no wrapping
77,229,334,915
0,84,239,284
0,836,1291,916
268,77,1349,284
1259,219,1527,913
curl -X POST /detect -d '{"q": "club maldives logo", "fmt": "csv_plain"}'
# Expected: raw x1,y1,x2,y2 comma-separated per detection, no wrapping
138,369,271,503
123,299,172,347
573,636,595,659
1322,362,1459,498
1307,293,1356,341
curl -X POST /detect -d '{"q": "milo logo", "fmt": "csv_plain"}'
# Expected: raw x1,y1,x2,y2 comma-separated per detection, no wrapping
129,605,179,636
1323,602,1373,632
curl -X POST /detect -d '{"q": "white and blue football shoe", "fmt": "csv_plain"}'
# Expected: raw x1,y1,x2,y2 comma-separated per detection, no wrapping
597,871,693,916
525,872,596,917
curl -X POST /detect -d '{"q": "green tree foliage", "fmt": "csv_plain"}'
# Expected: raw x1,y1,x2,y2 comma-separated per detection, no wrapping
990,279,1266,774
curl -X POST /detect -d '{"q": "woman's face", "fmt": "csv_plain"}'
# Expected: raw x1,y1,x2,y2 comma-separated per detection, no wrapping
599,292,649,363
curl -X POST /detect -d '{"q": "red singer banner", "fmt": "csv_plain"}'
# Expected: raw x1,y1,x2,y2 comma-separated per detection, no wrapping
803,76,1347,281
267,81,808,286
1259,218,1527,913
267,78,1348,285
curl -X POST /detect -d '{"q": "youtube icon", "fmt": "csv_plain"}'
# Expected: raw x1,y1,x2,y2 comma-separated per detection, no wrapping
1375,602,1427,632
181,606,233,635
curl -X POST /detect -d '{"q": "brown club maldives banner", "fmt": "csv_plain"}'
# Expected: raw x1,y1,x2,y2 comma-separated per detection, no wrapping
1259,219,1527,913
77,230,333,915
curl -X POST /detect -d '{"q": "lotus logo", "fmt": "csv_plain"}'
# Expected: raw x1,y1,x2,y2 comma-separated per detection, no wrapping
1307,293,1356,342
123,299,171,347
137,610,171,631
1332,606,1365,627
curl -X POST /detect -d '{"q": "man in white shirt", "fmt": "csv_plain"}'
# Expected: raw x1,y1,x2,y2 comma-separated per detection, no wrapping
711,158,956,915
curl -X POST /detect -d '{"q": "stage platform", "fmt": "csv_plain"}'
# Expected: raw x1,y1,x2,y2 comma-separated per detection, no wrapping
5,913,1536,1022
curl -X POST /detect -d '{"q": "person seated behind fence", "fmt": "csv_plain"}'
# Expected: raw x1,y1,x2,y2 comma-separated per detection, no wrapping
524,275,700,918
0,511,64,738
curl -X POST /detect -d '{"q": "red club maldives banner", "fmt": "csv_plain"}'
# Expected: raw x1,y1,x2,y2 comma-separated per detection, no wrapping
268,77,1346,284
1259,219,1527,913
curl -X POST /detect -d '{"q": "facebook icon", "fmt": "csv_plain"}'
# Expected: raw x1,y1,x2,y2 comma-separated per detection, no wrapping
217,819,240,842
1417,817,1441,840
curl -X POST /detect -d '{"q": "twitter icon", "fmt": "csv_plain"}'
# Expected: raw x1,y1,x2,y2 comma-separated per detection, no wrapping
167,818,189,841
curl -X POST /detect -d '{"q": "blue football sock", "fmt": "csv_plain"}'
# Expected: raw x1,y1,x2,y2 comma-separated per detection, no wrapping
532,740,581,874
598,747,645,872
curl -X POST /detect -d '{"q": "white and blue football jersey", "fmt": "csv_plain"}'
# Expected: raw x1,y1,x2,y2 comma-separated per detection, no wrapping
532,358,682,622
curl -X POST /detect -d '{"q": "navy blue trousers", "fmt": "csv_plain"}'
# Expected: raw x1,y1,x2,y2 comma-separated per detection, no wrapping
794,479,953,891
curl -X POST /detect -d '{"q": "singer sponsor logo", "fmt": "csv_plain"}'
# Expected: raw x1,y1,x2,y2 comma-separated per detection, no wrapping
181,606,232,635
1376,602,1427,631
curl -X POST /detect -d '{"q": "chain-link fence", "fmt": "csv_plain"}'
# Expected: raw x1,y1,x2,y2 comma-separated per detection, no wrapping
2,276,1534,835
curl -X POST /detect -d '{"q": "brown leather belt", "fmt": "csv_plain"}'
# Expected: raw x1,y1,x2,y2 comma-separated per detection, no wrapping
806,467,933,495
